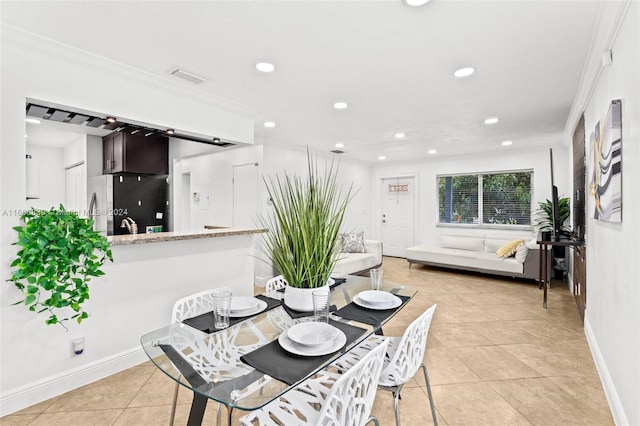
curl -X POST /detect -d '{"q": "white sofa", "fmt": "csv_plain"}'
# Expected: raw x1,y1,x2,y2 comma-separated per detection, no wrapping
406,234,548,281
332,240,383,276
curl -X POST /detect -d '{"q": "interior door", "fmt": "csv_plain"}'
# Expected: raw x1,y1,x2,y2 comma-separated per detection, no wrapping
380,177,415,257
233,163,259,227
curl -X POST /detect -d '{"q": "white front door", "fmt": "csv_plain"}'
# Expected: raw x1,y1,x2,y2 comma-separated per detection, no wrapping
380,177,415,257
233,163,259,227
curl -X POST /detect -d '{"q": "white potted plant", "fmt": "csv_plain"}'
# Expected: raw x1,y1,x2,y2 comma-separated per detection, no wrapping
259,152,353,311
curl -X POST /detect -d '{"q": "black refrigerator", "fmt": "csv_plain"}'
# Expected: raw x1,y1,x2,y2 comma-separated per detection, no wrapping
88,173,169,236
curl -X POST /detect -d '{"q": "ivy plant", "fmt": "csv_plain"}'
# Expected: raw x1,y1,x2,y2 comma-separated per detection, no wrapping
7,205,113,330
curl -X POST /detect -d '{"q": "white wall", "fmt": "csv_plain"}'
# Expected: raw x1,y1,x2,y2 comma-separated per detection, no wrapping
172,145,264,231
62,135,87,168
567,2,640,424
373,145,569,245
0,26,255,415
86,135,103,178
262,145,374,238
25,144,66,210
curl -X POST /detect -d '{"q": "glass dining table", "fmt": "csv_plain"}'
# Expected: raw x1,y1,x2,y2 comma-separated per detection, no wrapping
140,275,417,426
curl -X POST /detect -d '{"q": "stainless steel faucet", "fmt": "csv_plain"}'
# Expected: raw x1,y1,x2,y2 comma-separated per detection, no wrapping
120,217,138,234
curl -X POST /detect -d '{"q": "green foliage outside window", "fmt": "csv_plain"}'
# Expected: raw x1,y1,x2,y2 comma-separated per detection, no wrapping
438,171,532,226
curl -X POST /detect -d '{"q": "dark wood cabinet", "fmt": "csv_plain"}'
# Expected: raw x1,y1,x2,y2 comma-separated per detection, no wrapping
103,130,168,175
572,114,587,320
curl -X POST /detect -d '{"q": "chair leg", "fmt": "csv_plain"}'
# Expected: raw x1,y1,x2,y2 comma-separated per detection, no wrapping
366,415,380,426
392,384,403,426
169,381,179,426
227,406,234,426
216,403,223,426
421,364,438,426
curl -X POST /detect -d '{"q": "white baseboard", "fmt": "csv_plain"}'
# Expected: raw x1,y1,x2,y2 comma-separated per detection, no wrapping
0,346,147,416
584,317,628,425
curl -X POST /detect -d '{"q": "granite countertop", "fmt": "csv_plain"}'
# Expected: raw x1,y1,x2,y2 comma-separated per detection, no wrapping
108,227,266,246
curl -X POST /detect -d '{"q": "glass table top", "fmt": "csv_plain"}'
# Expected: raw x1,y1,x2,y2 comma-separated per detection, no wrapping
140,275,417,412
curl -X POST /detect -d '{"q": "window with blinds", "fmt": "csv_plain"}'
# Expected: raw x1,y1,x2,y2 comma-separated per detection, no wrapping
438,170,533,227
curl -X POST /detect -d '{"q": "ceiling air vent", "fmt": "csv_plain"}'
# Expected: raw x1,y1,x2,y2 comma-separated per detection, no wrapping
330,149,344,154
170,68,206,85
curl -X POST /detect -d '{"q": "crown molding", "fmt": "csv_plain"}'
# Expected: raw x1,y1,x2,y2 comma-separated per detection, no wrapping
563,1,632,141
1,24,260,120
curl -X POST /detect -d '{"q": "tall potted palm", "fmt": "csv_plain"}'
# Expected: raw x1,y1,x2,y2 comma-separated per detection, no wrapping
259,152,353,311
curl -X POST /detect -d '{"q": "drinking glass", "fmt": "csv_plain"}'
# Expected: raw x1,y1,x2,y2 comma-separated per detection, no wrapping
370,268,384,290
212,289,232,329
312,290,330,323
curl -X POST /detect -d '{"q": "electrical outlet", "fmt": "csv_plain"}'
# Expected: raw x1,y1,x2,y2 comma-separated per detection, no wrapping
71,337,85,356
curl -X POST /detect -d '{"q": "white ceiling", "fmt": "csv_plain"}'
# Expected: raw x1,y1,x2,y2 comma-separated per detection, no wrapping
3,0,602,162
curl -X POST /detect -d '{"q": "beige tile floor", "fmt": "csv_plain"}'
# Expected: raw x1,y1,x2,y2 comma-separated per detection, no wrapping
2,256,614,425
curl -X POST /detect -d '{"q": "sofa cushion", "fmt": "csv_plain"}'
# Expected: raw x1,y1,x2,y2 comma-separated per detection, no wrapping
341,231,366,253
333,252,375,276
406,244,523,274
496,239,524,259
439,235,484,252
515,244,529,263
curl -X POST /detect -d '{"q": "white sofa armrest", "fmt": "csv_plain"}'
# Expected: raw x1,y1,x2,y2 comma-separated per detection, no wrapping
364,240,383,264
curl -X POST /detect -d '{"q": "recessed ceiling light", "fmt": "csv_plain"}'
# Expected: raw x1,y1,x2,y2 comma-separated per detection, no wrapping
335,143,344,148
333,101,348,110
403,0,431,6
428,149,437,155
264,121,276,128
453,67,475,78
378,155,386,160
394,132,406,139
25,134,28,138
166,128,175,135
106,116,117,123
502,140,513,146
255,62,275,73
484,117,499,125
25,118,41,124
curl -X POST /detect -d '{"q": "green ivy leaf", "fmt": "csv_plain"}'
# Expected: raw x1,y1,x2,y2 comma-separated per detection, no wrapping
7,206,113,329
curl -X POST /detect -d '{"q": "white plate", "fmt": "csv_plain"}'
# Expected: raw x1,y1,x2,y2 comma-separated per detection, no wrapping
230,296,260,312
358,290,396,305
229,298,268,317
287,322,339,347
278,329,347,356
353,294,402,310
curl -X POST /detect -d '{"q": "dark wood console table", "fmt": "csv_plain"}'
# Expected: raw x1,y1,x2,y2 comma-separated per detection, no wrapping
537,233,584,309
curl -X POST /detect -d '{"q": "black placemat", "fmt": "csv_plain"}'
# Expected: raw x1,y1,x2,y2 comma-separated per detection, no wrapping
182,295,281,333
333,295,411,326
240,320,367,386
281,303,337,319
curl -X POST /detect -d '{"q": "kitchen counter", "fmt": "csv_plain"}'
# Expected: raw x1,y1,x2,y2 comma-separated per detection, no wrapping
108,227,265,246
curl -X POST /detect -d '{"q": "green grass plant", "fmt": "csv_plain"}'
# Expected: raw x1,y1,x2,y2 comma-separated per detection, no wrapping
259,152,353,289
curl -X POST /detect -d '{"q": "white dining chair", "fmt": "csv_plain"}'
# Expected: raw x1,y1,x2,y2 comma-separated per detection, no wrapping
333,304,438,426
168,288,268,426
239,338,389,426
265,274,287,292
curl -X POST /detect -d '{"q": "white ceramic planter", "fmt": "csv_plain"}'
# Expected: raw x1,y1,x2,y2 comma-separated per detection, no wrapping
283,280,333,312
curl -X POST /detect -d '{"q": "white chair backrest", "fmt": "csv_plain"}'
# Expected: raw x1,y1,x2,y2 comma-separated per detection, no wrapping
171,287,233,323
318,339,389,425
265,275,287,292
382,304,437,384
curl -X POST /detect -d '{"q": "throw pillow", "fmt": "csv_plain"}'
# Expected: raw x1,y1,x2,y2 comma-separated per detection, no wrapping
515,244,530,263
341,232,366,253
496,239,525,259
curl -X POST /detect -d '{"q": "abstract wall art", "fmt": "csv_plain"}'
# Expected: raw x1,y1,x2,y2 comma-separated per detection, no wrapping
589,99,622,222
